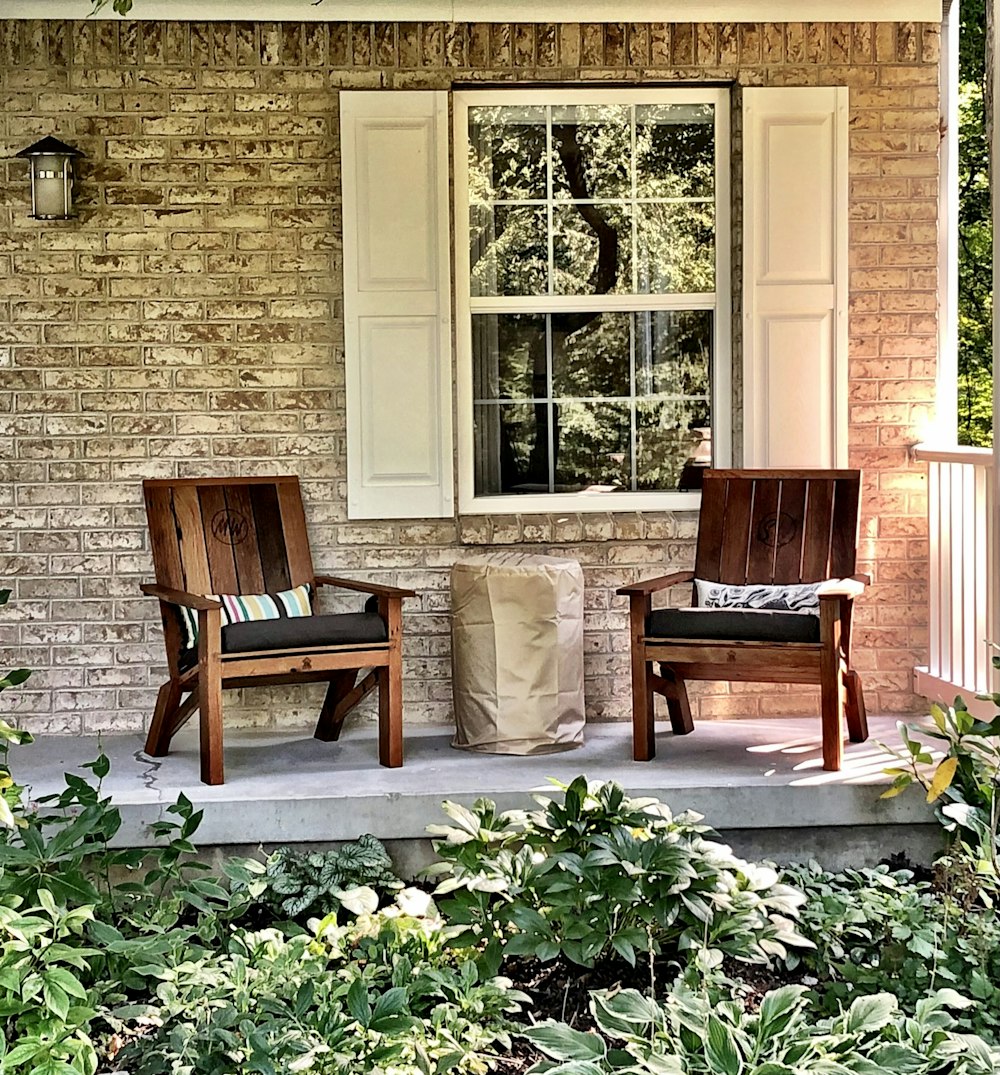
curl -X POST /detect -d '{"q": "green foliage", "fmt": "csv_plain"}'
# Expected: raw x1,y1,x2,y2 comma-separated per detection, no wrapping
0,894,99,1075
0,588,34,834
785,861,1000,1041
425,777,810,974
523,982,1000,1074
6,716,1000,1075
0,724,262,1071
89,0,134,14
253,835,403,921
0,730,523,1075
879,677,1000,893
109,890,526,1074
957,0,992,446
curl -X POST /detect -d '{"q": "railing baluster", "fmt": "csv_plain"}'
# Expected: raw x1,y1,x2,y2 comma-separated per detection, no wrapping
928,459,941,680
940,461,953,685
913,444,995,716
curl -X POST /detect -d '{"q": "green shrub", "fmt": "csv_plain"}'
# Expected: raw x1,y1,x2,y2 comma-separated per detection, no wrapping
880,668,1000,894
524,982,1000,1074
0,893,100,1075
425,776,810,974
109,889,526,1075
786,860,1000,1040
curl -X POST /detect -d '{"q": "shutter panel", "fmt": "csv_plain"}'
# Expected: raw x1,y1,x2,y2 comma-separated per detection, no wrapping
341,91,454,519
743,87,848,468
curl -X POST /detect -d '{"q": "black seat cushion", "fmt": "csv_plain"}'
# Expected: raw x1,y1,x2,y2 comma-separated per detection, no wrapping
221,612,388,654
646,607,820,644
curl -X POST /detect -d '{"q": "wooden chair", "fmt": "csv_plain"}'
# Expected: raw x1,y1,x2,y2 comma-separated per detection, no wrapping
617,469,869,772
141,475,414,785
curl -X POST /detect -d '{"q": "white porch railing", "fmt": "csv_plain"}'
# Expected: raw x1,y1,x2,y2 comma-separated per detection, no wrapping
913,444,998,717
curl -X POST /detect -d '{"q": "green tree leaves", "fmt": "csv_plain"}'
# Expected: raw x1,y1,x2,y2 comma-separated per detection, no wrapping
957,0,992,446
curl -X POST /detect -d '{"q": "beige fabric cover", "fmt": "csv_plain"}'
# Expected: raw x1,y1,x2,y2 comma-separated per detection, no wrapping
451,553,585,755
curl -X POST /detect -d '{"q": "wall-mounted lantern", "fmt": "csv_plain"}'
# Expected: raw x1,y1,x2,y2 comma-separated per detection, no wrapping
16,136,83,220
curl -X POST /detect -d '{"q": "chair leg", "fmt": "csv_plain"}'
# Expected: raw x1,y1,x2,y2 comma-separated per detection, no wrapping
628,596,655,761
146,679,182,757
632,667,655,761
660,665,694,736
198,608,224,786
377,595,404,768
198,670,223,786
314,670,358,742
819,599,845,772
845,670,869,743
378,655,403,768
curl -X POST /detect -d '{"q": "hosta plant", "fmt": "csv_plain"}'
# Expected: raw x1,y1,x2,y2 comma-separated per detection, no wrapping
786,860,1000,1040
109,887,527,1075
524,982,1000,1075
425,777,810,974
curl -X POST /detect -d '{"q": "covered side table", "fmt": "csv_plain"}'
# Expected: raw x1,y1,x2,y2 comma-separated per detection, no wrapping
450,553,585,755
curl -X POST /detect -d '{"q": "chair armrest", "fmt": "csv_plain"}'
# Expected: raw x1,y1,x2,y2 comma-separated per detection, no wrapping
617,571,695,597
140,583,222,612
314,575,416,599
817,574,869,600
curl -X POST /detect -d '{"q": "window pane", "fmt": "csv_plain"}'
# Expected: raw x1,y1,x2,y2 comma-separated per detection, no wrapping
468,105,547,201
635,310,711,397
472,313,547,401
551,311,631,398
551,104,631,200
635,103,714,199
470,203,548,297
553,203,631,296
636,400,712,492
474,402,550,495
462,91,724,503
635,202,714,293
553,402,631,492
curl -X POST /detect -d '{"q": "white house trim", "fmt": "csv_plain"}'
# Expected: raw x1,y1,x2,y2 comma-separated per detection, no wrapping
3,0,942,21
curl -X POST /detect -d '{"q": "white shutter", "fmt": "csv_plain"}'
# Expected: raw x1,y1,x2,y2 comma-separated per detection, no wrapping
742,87,848,468
341,91,454,519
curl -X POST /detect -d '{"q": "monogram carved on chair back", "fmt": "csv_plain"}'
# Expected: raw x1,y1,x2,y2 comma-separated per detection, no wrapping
694,469,861,586
143,475,314,598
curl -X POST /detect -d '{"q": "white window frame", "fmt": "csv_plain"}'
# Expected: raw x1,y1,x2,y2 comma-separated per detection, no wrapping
454,87,731,515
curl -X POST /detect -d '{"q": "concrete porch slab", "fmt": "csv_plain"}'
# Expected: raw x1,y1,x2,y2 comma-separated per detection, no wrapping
13,716,941,870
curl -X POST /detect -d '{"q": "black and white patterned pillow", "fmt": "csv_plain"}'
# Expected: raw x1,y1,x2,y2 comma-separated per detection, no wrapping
694,578,822,613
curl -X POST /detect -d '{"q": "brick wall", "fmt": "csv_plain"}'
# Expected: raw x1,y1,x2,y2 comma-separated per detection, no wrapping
0,19,939,734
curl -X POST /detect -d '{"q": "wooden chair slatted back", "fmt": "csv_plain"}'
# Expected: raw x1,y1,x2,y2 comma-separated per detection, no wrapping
144,476,314,596
693,470,861,586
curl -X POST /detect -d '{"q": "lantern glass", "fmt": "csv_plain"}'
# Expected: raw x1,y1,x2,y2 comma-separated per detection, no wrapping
31,153,73,219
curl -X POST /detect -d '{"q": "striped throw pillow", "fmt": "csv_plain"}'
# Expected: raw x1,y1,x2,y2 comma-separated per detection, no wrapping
179,583,312,650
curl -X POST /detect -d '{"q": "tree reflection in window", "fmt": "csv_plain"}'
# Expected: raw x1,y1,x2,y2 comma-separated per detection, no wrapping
468,99,717,496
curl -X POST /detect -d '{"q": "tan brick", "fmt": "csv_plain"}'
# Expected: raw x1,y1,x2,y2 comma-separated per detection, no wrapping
879,243,937,266
880,64,938,87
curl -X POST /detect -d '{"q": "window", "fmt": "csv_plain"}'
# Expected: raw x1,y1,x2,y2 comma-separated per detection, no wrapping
454,88,731,514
